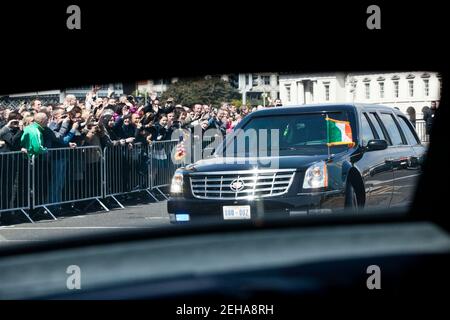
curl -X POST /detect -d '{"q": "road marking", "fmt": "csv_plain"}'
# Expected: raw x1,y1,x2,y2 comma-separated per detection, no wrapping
0,239,45,242
0,226,157,230
145,216,169,220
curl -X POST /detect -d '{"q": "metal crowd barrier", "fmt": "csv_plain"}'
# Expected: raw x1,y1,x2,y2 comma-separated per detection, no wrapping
0,137,224,224
414,119,429,143
150,139,186,199
32,146,107,219
103,142,156,207
0,151,33,223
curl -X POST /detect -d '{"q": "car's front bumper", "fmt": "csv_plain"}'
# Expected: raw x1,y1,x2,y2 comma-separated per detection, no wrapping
167,190,345,223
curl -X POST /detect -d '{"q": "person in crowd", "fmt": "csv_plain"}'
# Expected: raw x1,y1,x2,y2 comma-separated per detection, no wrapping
152,115,172,141
424,101,438,136
20,112,48,157
167,112,176,128
121,114,137,140
63,94,78,112
0,112,26,224
208,109,228,136
0,112,24,152
30,99,42,114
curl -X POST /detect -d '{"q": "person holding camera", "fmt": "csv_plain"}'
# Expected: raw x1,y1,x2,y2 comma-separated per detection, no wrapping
143,96,175,119
0,112,24,152
57,106,86,146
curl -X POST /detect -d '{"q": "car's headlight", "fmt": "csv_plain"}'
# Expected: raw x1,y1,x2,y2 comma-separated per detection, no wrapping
302,161,328,189
170,172,184,193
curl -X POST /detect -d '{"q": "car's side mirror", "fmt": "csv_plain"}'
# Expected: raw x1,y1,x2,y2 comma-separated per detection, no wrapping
366,139,388,151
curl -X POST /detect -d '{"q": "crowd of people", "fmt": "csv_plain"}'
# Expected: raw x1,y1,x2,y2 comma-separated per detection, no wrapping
0,89,283,224
0,88,283,156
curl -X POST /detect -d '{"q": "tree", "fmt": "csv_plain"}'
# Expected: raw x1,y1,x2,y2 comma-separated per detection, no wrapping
161,77,240,107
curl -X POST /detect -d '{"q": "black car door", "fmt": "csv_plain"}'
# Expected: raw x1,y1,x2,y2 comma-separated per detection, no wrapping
357,112,394,209
392,114,425,207
378,112,422,208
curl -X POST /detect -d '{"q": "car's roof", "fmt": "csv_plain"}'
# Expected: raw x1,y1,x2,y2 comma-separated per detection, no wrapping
248,103,402,117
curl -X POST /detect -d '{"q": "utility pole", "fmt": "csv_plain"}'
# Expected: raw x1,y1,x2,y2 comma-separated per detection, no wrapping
242,74,248,106
260,77,267,107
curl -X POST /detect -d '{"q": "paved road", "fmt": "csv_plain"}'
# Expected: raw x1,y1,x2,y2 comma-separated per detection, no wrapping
0,201,170,246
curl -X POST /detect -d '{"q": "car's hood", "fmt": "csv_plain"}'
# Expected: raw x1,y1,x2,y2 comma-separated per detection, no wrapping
185,155,330,173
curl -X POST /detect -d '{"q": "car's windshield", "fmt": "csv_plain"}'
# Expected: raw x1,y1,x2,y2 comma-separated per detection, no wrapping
0,71,439,249
227,112,354,157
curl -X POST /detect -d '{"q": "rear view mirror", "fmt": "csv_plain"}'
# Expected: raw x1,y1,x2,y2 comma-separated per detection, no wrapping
366,139,388,151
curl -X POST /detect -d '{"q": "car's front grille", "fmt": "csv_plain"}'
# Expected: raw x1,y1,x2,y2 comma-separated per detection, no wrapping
189,169,296,200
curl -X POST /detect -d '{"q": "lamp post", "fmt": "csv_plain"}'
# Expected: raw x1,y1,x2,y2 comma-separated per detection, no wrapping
262,92,267,107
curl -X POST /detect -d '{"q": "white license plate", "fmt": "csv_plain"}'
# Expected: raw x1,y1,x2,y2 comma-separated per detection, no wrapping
223,205,251,220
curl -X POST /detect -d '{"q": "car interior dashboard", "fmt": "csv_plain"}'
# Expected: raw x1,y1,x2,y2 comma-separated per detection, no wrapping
0,215,448,306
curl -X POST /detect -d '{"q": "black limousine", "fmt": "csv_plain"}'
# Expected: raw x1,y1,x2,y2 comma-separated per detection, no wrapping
167,104,426,223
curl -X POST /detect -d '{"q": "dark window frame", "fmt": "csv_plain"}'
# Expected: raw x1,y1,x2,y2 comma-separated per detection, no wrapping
360,112,378,146
397,114,421,146
369,112,391,145
378,112,408,146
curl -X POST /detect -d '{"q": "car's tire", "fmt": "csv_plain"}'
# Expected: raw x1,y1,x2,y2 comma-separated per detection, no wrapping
344,181,359,212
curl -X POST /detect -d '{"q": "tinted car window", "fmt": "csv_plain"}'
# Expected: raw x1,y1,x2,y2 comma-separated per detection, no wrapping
380,113,404,146
360,113,375,146
368,112,388,142
397,115,420,145
233,112,353,156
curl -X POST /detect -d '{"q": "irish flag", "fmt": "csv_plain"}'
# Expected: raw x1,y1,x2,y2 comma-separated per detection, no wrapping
325,117,354,147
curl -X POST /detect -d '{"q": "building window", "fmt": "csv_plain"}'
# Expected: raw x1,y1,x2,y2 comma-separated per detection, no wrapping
285,85,291,102
324,83,330,101
423,79,429,96
252,75,259,86
379,82,384,98
393,81,399,98
365,83,370,99
277,76,279,85
245,75,249,86
263,76,270,85
408,80,414,97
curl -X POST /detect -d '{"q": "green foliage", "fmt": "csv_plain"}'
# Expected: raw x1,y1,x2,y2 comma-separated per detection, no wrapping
230,99,243,108
161,77,240,108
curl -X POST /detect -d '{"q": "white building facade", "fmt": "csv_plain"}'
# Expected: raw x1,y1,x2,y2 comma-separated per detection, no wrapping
279,71,442,120
237,73,280,104
6,83,124,103
136,78,179,97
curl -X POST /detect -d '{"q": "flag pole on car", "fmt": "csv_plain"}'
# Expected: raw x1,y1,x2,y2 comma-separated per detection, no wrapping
325,114,355,160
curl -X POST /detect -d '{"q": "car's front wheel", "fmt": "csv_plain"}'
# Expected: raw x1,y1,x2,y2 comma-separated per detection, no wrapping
344,182,360,212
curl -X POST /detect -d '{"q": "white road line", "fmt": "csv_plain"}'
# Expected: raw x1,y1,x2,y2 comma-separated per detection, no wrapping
0,226,156,230
0,240,45,242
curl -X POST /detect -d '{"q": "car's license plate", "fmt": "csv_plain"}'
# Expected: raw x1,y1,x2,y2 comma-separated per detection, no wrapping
223,205,251,220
